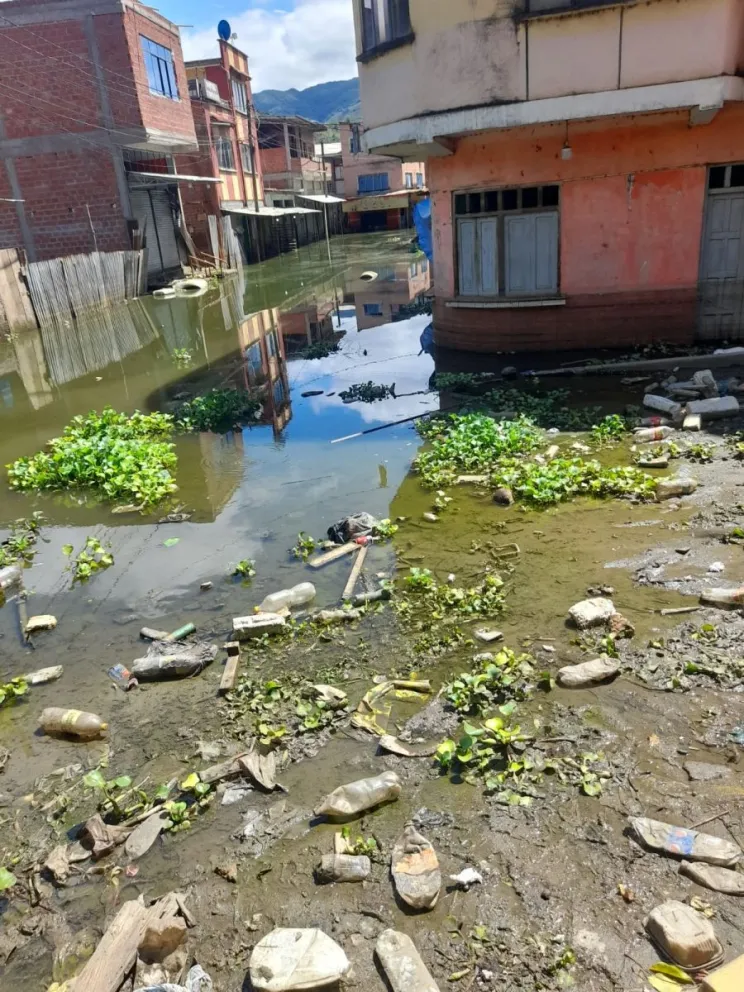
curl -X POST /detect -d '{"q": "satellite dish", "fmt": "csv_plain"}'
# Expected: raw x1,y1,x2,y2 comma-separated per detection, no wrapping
217,19,231,41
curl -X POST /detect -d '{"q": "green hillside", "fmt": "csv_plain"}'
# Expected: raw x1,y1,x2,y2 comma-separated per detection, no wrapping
253,78,360,124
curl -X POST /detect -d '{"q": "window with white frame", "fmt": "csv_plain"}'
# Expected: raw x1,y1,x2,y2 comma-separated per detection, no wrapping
214,128,235,171
360,0,411,54
240,142,254,173
405,173,413,188
141,37,178,99
231,76,248,114
416,172,423,188
455,185,560,298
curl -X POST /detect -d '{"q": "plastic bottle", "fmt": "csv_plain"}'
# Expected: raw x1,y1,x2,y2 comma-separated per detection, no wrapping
259,582,316,613
656,477,698,500
630,817,741,867
316,853,371,883
40,707,108,740
634,426,676,442
0,564,22,591
700,587,744,608
314,770,401,818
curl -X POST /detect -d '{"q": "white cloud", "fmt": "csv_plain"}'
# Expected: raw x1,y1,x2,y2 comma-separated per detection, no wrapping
182,0,358,92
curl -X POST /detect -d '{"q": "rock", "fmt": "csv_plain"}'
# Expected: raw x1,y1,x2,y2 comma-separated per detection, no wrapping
683,762,733,783
24,665,64,685
557,655,619,688
687,396,739,420
449,867,483,890
680,860,744,895
475,629,503,643
657,477,699,500
375,929,440,992
197,741,221,762
139,914,187,965
25,614,57,634
492,487,514,506
473,652,493,663
608,613,635,638
214,861,238,883
249,928,352,991
684,413,702,431
200,581,213,591
644,394,683,418
692,369,719,398
391,821,441,911
638,455,669,468
568,597,616,629
221,785,252,806
315,853,371,883
644,899,722,970
501,366,518,379
422,512,438,523
232,612,286,640
709,561,725,573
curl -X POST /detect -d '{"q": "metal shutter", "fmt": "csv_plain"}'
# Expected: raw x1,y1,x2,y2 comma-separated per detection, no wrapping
129,188,180,277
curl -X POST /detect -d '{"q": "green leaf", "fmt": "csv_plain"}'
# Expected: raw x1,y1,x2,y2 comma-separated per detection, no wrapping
112,775,132,790
163,537,180,548
155,783,171,801
649,963,694,985
499,700,517,716
83,769,106,791
180,772,200,791
62,544,74,556
193,782,210,798
0,867,16,891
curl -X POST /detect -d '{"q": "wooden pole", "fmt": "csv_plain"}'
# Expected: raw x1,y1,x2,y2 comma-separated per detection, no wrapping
343,544,368,600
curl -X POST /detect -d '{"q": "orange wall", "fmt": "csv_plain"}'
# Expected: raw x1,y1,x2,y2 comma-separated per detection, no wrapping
430,104,744,300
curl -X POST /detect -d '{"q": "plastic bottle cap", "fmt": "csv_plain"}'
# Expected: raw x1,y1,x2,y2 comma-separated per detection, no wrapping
100,722,109,731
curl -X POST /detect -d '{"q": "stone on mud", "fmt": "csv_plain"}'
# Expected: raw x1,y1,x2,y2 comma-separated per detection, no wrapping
683,761,733,783
233,612,286,640
657,477,699,500
24,614,57,634
568,597,616,629
391,821,441,911
687,396,739,420
375,929,440,992
249,928,352,991
557,656,619,688
492,487,514,506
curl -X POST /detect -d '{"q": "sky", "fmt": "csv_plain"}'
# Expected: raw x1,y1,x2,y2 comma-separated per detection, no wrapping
155,0,358,93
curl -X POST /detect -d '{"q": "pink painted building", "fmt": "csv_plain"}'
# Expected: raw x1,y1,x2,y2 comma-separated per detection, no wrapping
354,0,744,352
340,121,426,231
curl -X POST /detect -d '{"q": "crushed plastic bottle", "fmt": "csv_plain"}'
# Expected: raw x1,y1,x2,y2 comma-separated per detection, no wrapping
314,770,401,819
40,707,108,740
259,582,316,613
700,587,744,608
630,817,741,867
634,426,676,442
315,853,371,883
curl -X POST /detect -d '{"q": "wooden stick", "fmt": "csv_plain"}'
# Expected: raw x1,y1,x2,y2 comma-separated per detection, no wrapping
343,544,368,600
690,808,731,830
308,541,359,569
219,642,241,694
73,898,148,992
659,606,701,616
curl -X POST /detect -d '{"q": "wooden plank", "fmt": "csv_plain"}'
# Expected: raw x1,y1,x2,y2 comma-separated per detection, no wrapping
73,897,148,992
342,543,368,600
308,542,359,570
219,642,241,693
0,248,35,331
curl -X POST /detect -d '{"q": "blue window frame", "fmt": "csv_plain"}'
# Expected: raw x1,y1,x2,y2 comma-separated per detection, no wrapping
358,172,389,194
363,303,383,316
141,37,178,100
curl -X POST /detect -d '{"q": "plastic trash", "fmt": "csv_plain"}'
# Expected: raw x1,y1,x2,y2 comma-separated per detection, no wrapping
449,867,483,890
314,770,401,819
135,963,213,992
233,613,286,639
680,860,744,895
644,899,723,971
40,707,108,740
327,512,378,544
0,564,23,591
25,614,57,634
634,426,676,442
630,817,741,866
259,582,316,614
315,853,371,883
375,930,441,992
130,645,217,680
699,952,744,992
24,665,63,686
638,416,671,428
249,928,352,991
700,587,744,608
683,413,702,431
657,477,699,500
391,821,441,910
557,655,619,688
568,597,616,629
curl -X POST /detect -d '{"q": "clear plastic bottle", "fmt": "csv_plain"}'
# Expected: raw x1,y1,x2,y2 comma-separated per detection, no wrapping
634,426,676,442
0,564,22,591
700,587,744,608
40,707,108,740
631,817,740,866
259,582,316,613
314,770,401,818
316,853,371,883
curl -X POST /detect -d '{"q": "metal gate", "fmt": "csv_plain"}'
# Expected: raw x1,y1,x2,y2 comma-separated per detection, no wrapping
129,187,181,278
698,167,744,340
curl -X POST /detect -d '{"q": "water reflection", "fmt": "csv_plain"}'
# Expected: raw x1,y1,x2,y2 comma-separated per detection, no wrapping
348,258,430,330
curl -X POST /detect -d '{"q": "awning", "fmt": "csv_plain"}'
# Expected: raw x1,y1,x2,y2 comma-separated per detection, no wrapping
298,193,345,204
127,171,221,183
222,205,321,218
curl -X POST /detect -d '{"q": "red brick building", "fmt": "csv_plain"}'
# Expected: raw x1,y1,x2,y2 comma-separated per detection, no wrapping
0,0,198,278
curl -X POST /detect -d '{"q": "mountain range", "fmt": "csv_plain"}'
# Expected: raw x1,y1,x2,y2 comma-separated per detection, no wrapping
253,78,360,124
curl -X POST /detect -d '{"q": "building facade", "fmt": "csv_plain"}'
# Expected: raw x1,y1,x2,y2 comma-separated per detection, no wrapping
354,0,744,352
339,121,425,232
258,115,330,201
176,40,264,261
0,0,198,278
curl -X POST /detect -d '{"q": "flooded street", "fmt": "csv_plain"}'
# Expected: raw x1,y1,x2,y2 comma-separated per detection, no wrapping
2,232,744,991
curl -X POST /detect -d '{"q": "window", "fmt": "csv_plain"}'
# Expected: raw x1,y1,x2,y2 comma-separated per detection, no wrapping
141,37,178,100
416,172,423,188
350,125,362,154
231,76,248,114
455,185,560,298
358,172,389,194
526,0,622,12
364,303,383,316
405,173,413,188
708,164,744,190
214,130,235,171
360,0,412,55
240,142,254,173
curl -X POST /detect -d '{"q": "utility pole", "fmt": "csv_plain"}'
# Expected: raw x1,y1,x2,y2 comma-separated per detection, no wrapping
320,139,332,267
248,102,261,213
